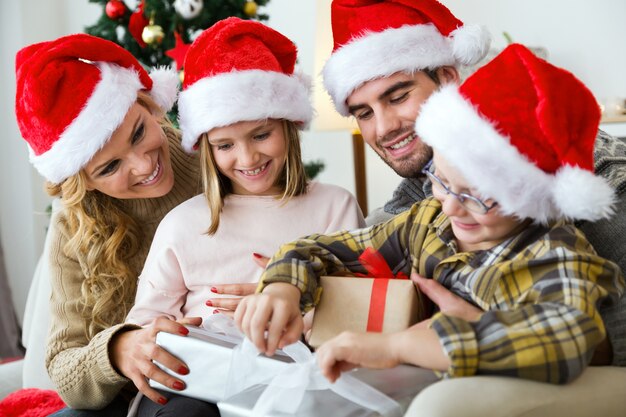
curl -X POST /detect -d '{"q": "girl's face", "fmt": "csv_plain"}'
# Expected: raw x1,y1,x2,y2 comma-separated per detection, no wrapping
208,119,287,196
432,152,525,252
83,103,174,199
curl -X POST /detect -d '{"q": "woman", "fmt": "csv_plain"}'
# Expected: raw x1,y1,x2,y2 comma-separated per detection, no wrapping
14,33,210,415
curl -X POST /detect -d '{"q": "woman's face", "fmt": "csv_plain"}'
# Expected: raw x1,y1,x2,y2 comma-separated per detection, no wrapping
83,103,174,199
207,119,287,196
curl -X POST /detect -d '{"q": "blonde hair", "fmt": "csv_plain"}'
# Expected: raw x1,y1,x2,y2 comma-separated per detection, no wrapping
200,119,308,235
47,91,168,338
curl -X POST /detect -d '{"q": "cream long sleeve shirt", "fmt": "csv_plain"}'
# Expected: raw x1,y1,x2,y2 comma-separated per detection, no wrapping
127,182,365,325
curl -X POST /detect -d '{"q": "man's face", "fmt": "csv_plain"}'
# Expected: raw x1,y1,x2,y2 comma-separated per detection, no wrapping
346,70,453,178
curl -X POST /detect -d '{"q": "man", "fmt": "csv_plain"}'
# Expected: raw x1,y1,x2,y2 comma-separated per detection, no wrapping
321,0,626,415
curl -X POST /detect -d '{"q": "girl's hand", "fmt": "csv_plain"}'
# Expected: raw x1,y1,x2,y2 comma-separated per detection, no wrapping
235,283,303,356
109,316,202,405
411,272,483,322
315,332,398,383
206,253,270,316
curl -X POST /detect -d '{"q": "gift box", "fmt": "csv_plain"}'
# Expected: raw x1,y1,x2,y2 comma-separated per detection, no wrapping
218,364,438,417
309,247,428,348
150,324,292,403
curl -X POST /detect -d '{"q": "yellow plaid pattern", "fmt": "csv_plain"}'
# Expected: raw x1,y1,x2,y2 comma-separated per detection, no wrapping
259,198,624,383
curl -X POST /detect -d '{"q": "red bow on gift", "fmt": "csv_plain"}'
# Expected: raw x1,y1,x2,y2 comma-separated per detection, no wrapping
357,247,409,332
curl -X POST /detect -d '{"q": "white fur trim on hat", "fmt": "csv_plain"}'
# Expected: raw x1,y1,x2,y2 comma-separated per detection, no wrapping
29,62,142,184
323,23,490,116
149,66,179,112
415,85,615,222
178,69,313,152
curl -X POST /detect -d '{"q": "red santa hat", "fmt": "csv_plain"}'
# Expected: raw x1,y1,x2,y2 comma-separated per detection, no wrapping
322,0,491,116
178,17,313,152
416,43,614,222
14,33,178,184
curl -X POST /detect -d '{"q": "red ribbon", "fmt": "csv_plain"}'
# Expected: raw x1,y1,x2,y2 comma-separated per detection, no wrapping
357,248,408,332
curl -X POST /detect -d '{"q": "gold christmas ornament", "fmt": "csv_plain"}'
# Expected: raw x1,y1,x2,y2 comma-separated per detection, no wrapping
178,69,185,83
243,0,257,17
142,19,164,45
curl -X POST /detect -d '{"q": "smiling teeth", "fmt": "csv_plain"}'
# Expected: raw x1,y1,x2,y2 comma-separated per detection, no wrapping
242,163,267,176
140,162,159,184
390,133,416,150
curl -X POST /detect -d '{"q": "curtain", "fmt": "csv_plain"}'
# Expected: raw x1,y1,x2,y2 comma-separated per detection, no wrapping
0,229,25,359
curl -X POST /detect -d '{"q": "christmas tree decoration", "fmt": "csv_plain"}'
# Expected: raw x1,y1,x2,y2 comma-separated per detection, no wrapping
128,0,149,47
142,18,165,45
165,31,191,70
243,0,258,17
87,0,271,67
105,0,127,19
173,0,203,20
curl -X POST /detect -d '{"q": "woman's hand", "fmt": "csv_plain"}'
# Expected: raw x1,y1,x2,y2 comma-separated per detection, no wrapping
206,253,270,316
411,272,483,322
109,316,202,405
315,332,399,383
235,282,303,356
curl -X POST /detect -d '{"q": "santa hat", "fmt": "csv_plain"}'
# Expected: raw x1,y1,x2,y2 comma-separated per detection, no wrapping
178,17,313,152
322,0,491,116
416,43,614,223
15,33,178,184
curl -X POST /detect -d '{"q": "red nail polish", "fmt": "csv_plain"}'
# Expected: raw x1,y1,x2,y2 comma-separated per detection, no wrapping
253,252,262,258
158,397,167,405
172,381,185,390
178,366,189,375
205,300,213,307
210,287,218,293
213,309,220,314
178,327,189,336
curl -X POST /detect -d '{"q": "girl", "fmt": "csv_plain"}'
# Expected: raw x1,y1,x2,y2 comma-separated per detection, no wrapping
236,44,624,385
125,17,365,415
14,34,204,416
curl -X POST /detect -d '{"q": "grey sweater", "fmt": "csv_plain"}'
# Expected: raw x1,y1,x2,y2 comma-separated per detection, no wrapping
374,130,626,366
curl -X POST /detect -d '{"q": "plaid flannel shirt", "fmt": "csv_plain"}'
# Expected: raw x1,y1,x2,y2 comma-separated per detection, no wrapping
259,198,624,383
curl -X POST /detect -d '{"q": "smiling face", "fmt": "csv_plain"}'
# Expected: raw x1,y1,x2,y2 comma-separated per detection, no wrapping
432,152,526,252
83,102,174,199
207,119,287,196
346,68,459,178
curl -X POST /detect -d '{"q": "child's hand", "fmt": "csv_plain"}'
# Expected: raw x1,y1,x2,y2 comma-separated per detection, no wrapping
234,283,303,356
206,253,269,316
411,272,483,322
315,332,399,383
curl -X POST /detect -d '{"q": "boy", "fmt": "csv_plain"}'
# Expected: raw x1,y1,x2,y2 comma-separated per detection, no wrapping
235,44,624,384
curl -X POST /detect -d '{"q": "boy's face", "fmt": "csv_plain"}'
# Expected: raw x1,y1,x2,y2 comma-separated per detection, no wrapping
431,153,525,252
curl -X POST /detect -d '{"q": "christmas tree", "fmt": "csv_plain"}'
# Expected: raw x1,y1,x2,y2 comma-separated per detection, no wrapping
86,0,270,71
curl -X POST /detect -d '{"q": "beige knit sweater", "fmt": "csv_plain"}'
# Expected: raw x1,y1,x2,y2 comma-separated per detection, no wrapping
45,128,201,409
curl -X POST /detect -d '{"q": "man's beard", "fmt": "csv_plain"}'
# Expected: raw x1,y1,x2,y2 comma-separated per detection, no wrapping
377,143,433,178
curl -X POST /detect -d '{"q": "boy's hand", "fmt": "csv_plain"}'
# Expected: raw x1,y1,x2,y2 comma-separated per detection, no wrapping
315,332,399,383
234,283,303,356
411,272,483,322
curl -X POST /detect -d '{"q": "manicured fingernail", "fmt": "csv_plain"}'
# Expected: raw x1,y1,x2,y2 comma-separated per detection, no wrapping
172,381,185,390
253,252,262,258
213,309,220,314
158,397,167,405
205,300,213,307
210,287,218,293
178,327,189,336
178,366,189,375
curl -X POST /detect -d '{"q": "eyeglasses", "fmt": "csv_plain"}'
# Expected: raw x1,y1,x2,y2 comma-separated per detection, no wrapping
422,160,498,214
